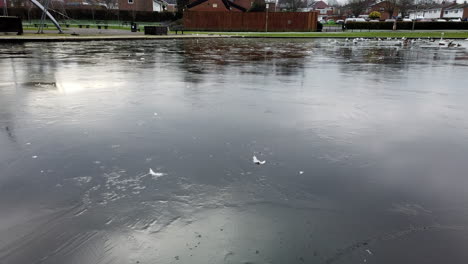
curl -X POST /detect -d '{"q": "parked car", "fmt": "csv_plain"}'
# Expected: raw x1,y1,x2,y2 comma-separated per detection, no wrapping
385,19,396,22
450,18,462,22
345,18,366,23
319,19,327,24
336,19,344,24
436,19,446,22
369,20,380,22
327,19,335,24
402,18,412,22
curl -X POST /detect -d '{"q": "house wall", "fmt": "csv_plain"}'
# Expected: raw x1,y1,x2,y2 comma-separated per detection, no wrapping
233,0,253,9
369,3,399,20
118,0,153,11
189,0,243,11
443,8,463,18
425,8,442,19
166,4,177,11
153,1,164,11
408,8,442,19
184,11,318,31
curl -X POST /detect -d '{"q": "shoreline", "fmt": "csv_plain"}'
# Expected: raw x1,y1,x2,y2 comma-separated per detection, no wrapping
1,31,468,42
0,34,228,42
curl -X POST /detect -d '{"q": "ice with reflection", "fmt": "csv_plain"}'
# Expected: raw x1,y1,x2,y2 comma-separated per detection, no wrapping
1,38,468,264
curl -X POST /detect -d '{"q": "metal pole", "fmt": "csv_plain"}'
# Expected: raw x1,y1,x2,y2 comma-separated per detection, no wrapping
38,0,50,34
3,0,8,16
412,6,417,31
265,3,269,32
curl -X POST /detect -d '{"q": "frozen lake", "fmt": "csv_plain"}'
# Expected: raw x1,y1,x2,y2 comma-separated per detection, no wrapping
1,38,468,264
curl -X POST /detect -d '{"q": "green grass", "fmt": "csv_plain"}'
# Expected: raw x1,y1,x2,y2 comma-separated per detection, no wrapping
23,19,162,31
186,31,468,38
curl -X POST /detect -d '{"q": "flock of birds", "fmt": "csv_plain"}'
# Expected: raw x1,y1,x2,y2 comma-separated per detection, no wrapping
329,33,465,48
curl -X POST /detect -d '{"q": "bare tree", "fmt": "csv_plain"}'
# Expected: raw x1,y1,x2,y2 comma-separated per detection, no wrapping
347,0,369,17
398,0,415,17
103,0,118,9
103,0,118,19
380,0,398,18
328,0,339,6
176,0,189,17
278,0,306,11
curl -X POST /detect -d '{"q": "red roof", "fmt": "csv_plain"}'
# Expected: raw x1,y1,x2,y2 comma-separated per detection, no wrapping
312,1,329,9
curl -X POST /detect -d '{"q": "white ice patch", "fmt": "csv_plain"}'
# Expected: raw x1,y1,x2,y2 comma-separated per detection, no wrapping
366,249,373,255
73,176,92,185
299,171,304,174
389,203,432,216
252,155,266,165
149,168,167,179
32,155,38,159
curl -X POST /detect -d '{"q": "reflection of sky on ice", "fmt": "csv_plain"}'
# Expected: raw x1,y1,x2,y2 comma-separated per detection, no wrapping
0,39,468,264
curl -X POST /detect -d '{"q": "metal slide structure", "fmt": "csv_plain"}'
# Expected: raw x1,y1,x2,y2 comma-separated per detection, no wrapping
30,0,63,33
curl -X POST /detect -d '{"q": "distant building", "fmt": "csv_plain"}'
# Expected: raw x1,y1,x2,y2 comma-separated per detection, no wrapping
408,1,458,19
62,0,113,9
186,0,270,12
442,2,468,19
1,0,33,8
367,0,399,20
165,0,177,12
118,0,173,11
118,0,153,11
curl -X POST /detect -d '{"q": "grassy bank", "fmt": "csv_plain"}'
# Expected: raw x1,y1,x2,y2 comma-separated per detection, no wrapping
187,31,468,39
22,19,162,31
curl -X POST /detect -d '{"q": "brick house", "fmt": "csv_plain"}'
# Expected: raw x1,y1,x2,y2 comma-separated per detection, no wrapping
118,0,153,11
367,1,399,20
186,0,270,11
310,1,333,15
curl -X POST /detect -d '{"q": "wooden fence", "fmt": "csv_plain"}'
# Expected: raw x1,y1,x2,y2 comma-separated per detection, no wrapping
183,11,318,32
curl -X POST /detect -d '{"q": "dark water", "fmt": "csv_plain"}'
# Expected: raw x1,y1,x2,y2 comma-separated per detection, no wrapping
1,38,468,264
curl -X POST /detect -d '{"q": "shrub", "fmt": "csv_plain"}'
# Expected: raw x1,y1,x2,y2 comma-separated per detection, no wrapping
248,1,266,12
368,11,381,20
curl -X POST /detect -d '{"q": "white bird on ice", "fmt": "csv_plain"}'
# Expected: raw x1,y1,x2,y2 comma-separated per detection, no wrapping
253,155,266,165
149,168,165,178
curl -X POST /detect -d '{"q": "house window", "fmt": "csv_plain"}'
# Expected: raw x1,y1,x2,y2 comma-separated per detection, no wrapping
445,11,448,14
455,10,459,13
128,0,134,4
213,3,217,7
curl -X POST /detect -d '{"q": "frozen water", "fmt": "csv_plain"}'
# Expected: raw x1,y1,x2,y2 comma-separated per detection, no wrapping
1,38,468,264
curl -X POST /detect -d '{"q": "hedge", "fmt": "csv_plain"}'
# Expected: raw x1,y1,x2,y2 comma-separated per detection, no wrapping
345,22,468,30
6,7,177,22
